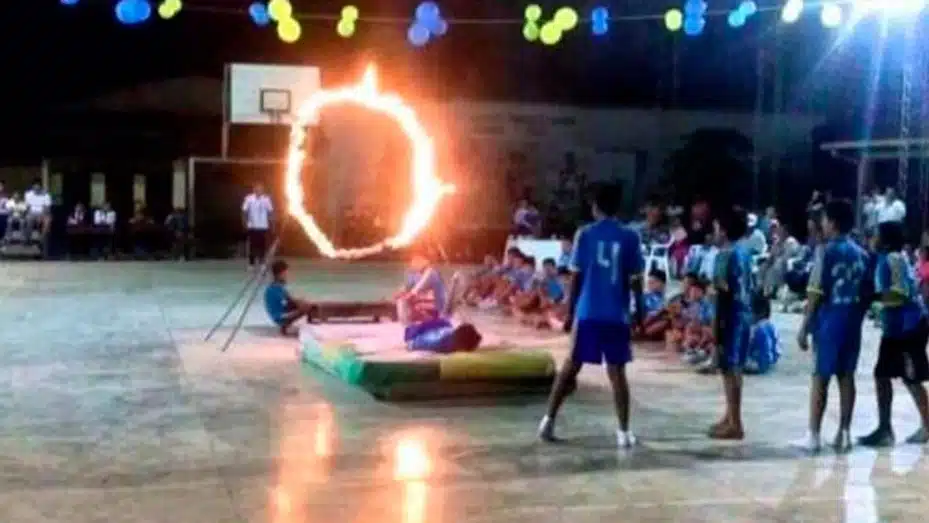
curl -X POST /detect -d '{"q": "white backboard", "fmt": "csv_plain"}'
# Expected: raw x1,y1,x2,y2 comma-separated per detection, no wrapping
227,63,321,125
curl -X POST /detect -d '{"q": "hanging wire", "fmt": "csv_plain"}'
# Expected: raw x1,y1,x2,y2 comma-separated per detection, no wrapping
898,25,914,201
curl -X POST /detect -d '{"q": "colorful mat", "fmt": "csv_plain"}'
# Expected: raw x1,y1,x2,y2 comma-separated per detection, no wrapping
299,322,556,400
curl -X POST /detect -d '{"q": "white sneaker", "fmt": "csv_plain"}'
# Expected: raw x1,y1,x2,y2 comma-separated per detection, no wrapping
833,429,853,453
617,429,638,448
792,432,823,453
538,416,556,442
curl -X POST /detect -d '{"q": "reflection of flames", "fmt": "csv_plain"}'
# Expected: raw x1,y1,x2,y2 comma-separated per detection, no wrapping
286,65,455,259
394,437,431,523
271,403,334,523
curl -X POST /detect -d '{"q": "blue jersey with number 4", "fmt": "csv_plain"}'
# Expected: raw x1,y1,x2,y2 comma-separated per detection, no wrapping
570,219,645,323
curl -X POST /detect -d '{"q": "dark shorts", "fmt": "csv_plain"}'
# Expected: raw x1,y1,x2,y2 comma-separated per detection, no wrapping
571,320,632,366
875,321,929,383
717,315,752,372
813,316,863,378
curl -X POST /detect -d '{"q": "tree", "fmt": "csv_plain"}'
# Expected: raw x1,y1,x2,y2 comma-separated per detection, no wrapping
662,128,755,209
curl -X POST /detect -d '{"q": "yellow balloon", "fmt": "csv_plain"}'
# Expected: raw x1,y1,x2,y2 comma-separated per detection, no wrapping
341,5,359,21
553,7,578,31
522,21,539,41
539,22,561,45
277,17,301,43
664,9,683,31
524,4,542,22
158,0,180,19
337,19,355,38
268,0,292,22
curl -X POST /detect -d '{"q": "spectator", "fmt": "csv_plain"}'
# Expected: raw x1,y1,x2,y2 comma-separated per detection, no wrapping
242,183,274,269
165,207,189,261
862,187,881,235
23,179,51,240
92,202,117,259
636,197,669,245
807,189,828,214
760,222,801,298
5,192,26,237
758,206,777,241
512,199,541,237
0,181,8,239
745,294,780,375
918,246,929,303
877,186,906,224
67,203,87,226
669,214,689,277
742,213,768,256
688,197,711,246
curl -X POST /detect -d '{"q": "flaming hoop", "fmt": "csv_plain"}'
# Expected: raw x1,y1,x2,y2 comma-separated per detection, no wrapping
285,65,455,259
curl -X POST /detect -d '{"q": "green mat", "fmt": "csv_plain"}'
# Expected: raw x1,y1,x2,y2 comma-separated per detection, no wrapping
300,330,556,400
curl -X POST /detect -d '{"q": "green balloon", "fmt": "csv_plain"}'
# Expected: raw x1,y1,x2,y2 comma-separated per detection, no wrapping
524,4,542,22
522,21,539,41
337,19,355,37
539,22,561,45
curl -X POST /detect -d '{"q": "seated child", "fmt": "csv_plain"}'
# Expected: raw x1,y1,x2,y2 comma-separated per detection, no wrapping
264,260,317,334
670,278,714,360
465,248,521,306
514,258,566,327
744,294,780,375
488,253,536,308
631,269,668,340
404,317,483,353
635,271,693,341
396,253,447,325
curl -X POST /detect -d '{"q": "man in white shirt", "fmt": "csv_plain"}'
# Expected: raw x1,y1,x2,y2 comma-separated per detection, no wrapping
23,180,52,240
242,183,274,267
93,202,117,228
877,186,906,224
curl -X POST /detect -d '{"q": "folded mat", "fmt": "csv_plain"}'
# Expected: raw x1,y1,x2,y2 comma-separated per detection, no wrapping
300,322,556,400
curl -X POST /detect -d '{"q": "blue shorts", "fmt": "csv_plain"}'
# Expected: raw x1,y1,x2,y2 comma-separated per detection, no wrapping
718,314,752,372
571,320,632,365
813,310,864,377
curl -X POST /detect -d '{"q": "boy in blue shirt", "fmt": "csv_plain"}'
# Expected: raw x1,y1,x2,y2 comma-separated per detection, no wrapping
708,207,754,440
745,294,780,375
796,199,869,452
396,253,447,325
264,260,317,334
858,221,929,446
538,183,645,447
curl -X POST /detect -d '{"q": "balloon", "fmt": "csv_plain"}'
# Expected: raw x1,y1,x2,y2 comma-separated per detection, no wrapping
591,6,609,36
739,0,758,16
553,7,579,31
664,9,683,31
268,0,292,22
524,4,542,22
337,19,355,38
683,0,707,16
158,0,181,19
522,22,539,41
415,2,440,23
407,23,430,46
61,0,79,5
727,10,745,27
683,16,705,35
433,19,448,36
539,22,561,45
249,2,270,26
115,0,152,25
341,5,359,21
277,17,301,42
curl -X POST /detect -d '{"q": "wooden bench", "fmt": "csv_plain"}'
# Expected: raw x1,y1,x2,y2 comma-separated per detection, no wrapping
312,301,397,323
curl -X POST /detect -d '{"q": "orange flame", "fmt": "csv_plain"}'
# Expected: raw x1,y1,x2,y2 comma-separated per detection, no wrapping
285,65,455,258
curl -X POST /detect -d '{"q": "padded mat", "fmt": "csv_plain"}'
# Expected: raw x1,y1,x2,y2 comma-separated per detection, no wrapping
300,322,556,400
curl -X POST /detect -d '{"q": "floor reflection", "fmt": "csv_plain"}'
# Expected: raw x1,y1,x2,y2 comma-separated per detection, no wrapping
271,401,335,523
395,434,433,523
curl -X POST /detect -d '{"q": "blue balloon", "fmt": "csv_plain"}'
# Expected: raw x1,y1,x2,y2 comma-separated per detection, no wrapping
432,18,448,36
415,2,440,23
683,0,707,16
407,23,430,46
248,2,270,26
591,6,609,35
683,16,705,36
591,7,609,21
60,0,79,6
727,10,745,27
738,0,758,17
116,0,151,25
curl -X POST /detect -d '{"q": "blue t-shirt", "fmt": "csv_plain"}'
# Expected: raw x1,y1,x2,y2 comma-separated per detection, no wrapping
808,235,869,335
264,282,288,324
405,318,457,353
713,243,754,315
405,268,447,313
570,219,645,323
875,252,927,336
643,290,665,318
683,297,714,325
541,275,565,303
748,319,780,373
507,268,536,292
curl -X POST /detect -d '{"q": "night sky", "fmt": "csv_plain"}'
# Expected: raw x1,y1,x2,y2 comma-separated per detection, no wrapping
1,1,923,131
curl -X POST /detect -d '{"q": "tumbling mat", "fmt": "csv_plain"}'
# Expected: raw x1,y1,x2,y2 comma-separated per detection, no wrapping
299,322,556,400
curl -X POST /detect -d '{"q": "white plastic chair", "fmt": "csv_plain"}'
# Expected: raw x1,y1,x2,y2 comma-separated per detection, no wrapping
646,240,672,275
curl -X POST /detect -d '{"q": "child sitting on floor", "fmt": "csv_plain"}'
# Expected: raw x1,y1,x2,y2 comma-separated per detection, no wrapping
395,253,447,325
745,293,780,374
463,254,502,305
643,268,667,319
264,260,317,334
405,317,483,353
636,272,695,341
513,258,566,327
671,278,715,360
487,253,536,309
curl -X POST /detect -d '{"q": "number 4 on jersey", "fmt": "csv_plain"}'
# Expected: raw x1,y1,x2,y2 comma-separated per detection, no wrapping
597,241,621,284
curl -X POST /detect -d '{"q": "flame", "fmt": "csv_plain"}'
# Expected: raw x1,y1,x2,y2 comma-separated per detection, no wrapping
285,65,455,258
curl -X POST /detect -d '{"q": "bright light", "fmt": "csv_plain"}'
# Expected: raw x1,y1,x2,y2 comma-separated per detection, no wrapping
285,66,455,259
853,0,927,15
821,2,843,27
781,0,803,23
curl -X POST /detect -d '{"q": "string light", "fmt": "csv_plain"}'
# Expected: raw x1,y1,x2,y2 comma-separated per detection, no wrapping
523,4,542,42
781,0,804,23
408,2,447,46
60,0,79,5
337,5,358,38
115,0,151,25
248,1,270,26
268,0,292,22
591,6,609,36
820,2,843,27
277,16,302,43
664,8,683,32
157,0,181,20
682,0,706,36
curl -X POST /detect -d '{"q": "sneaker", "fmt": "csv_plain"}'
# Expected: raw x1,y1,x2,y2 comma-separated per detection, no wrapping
792,432,823,453
696,359,718,374
833,429,853,453
616,429,638,448
538,416,556,442
857,427,895,448
683,348,709,365
905,427,929,444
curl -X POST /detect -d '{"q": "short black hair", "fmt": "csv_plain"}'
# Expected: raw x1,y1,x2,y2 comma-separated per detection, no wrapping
593,183,623,216
524,255,536,267
752,293,771,319
506,247,522,257
542,257,556,267
878,221,905,252
271,259,289,278
824,199,855,233
691,278,708,291
648,268,667,283
683,271,700,283
450,323,482,351
717,206,748,241
557,267,571,276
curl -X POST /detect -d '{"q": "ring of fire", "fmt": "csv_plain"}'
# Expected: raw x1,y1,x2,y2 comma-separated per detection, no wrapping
285,66,455,259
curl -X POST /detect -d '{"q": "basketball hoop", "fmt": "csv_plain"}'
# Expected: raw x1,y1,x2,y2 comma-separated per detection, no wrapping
259,87,292,125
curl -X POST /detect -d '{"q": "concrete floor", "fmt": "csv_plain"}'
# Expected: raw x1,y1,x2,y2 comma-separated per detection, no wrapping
1,260,927,523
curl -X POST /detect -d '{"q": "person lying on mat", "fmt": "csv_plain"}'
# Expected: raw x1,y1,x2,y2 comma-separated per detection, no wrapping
396,253,448,325
265,260,317,334
405,318,483,353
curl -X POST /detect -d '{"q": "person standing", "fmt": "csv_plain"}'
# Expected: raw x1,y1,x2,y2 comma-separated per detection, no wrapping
537,183,645,448
877,186,906,225
0,181,9,240
242,183,274,269
23,179,52,240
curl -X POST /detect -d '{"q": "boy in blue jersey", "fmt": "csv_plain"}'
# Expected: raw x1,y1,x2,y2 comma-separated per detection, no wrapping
745,294,780,375
396,253,448,325
796,199,869,452
264,260,317,334
858,221,929,446
538,184,645,447
708,207,754,440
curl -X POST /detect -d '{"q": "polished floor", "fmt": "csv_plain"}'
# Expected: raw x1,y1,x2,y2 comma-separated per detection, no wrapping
1,260,927,523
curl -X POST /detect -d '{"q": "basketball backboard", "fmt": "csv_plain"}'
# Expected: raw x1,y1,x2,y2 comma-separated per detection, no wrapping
226,63,321,125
